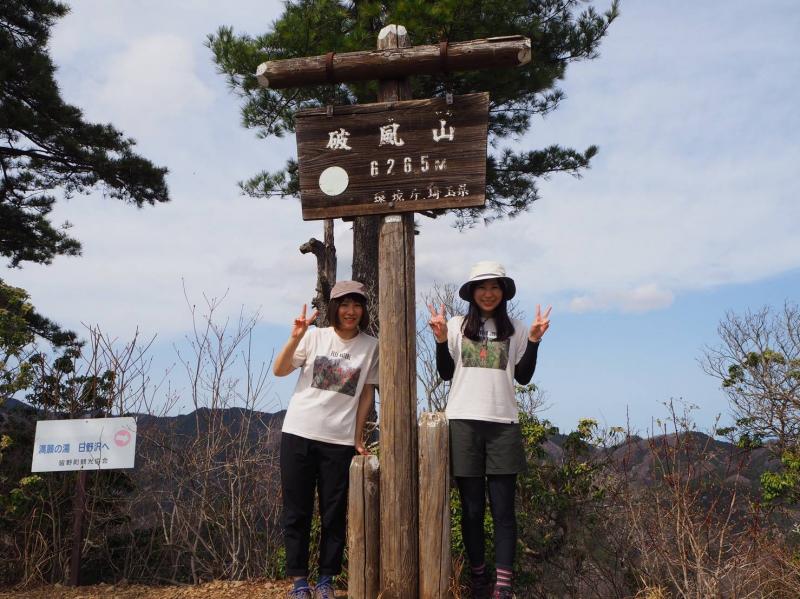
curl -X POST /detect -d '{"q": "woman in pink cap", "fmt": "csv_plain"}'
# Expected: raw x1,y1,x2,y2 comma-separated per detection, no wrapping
428,261,551,599
273,281,378,599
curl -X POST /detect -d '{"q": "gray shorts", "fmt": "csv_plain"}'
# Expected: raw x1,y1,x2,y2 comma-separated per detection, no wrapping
449,419,527,477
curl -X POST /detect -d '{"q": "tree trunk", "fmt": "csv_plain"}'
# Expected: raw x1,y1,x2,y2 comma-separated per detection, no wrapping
299,219,337,326
352,215,381,336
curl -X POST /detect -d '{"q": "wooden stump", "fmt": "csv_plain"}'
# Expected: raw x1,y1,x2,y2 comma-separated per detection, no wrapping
419,412,452,598
347,454,380,599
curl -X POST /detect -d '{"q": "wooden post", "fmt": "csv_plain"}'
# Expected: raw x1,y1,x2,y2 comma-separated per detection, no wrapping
348,455,381,598
68,469,87,586
419,412,452,598
378,24,418,599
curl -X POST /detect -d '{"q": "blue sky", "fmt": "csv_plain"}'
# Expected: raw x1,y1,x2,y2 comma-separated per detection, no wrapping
7,1,800,434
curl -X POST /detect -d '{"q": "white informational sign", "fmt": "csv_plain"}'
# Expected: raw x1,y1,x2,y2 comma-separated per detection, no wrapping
31,417,136,472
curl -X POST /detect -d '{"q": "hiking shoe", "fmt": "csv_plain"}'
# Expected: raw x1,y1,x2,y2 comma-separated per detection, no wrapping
492,586,515,599
470,572,491,599
287,587,313,599
314,582,335,599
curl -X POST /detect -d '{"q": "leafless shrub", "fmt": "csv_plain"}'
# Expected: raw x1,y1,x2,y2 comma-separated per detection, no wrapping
105,294,283,583
3,294,286,586
1,324,159,587
616,401,800,599
417,283,463,412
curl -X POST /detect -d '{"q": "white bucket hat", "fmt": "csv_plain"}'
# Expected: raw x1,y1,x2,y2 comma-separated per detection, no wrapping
458,261,517,301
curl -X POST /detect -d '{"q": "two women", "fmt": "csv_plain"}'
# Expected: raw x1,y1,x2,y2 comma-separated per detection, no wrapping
273,281,377,599
276,261,550,599
429,260,551,599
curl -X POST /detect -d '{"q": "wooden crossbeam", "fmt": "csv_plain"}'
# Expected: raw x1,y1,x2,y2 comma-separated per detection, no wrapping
256,33,530,89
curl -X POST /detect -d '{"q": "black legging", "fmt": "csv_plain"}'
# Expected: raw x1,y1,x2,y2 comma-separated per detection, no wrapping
456,474,517,568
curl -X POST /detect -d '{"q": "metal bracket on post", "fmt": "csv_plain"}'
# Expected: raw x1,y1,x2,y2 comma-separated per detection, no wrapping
325,51,336,83
439,41,454,105
325,52,336,117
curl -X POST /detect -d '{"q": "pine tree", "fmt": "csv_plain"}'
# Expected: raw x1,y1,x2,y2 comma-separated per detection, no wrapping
0,0,170,344
208,0,618,324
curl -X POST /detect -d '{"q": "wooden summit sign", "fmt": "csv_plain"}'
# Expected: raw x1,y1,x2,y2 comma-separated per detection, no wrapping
295,92,488,220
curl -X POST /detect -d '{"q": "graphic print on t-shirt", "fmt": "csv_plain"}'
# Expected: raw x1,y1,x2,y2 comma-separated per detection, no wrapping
311,355,361,396
461,338,509,370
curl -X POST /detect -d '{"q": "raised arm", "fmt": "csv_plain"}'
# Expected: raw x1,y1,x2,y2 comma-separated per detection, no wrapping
429,304,455,380
273,304,319,377
515,304,551,384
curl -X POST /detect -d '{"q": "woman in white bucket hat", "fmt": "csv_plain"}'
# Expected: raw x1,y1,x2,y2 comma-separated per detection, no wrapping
428,261,551,599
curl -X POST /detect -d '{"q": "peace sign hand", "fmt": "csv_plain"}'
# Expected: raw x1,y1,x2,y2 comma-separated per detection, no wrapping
291,304,319,340
529,304,552,342
428,303,448,343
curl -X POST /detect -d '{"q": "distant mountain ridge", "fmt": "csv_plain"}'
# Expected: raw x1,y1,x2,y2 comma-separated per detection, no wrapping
0,400,782,493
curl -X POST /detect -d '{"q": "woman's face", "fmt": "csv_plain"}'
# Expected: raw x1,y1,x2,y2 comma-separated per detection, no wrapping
473,279,503,316
337,297,364,333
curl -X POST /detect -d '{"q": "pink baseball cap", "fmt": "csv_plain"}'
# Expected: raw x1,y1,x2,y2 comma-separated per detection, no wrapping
330,280,368,300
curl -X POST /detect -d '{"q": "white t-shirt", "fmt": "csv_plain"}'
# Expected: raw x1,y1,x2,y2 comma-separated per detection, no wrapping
444,315,529,423
281,327,379,445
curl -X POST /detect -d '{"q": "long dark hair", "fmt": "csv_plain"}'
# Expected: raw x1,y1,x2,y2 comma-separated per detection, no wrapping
461,280,515,342
327,293,370,331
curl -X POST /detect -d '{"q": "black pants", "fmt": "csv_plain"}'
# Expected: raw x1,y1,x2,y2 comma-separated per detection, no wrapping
280,432,355,577
456,474,517,569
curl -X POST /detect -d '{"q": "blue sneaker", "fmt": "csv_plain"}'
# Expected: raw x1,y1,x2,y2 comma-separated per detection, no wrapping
314,581,336,598
287,586,313,598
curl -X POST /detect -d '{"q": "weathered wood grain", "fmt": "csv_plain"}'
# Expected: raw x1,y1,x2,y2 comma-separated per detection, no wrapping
298,219,336,326
419,412,452,598
256,35,531,89
347,455,380,599
379,212,418,599
295,92,489,220
377,24,418,599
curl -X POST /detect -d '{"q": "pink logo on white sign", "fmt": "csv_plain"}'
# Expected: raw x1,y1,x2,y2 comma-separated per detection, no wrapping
114,429,132,447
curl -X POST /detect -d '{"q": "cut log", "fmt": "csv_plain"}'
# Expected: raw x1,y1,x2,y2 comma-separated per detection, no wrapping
347,455,380,599
419,412,452,598
256,35,531,89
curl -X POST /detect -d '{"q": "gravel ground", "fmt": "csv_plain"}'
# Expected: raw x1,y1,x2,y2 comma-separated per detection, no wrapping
0,580,347,599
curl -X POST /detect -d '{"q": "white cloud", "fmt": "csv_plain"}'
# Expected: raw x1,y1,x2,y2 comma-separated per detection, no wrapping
412,1,800,315
94,34,214,134
569,285,675,314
